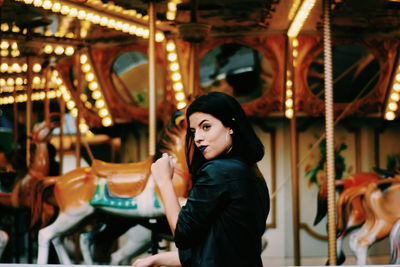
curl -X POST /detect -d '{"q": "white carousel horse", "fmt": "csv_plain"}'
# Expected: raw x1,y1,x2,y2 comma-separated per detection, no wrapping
389,219,400,264
33,112,191,264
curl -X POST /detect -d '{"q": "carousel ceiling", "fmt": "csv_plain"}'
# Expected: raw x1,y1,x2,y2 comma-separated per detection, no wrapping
0,0,400,128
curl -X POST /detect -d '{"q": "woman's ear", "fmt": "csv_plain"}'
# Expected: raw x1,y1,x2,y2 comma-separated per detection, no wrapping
229,128,233,134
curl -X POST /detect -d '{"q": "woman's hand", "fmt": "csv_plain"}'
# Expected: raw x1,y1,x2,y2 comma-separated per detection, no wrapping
132,256,158,267
151,153,175,187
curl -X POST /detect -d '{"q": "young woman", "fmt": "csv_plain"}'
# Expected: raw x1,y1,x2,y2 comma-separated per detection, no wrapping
133,92,270,267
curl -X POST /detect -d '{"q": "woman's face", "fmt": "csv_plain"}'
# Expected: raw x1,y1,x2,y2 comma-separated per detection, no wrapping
189,112,233,160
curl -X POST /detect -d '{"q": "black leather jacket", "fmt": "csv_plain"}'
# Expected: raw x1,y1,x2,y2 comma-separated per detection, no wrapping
175,157,270,267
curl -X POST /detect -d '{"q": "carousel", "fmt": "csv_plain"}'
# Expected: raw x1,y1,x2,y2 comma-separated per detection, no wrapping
0,0,399,265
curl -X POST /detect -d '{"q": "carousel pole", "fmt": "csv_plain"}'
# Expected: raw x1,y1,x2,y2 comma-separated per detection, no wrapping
13,79,18,163
188,0,199,96
58,96,65,175
323,0,336,265
75,53,81,168
148,0,156,156
44,65,50,124
26,56,33,167
287,36,300,266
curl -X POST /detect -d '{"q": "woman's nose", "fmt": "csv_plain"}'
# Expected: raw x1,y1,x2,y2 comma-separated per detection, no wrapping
194,131,203,143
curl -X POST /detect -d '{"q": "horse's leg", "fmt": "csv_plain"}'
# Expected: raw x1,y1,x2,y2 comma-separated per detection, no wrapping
0,230,8,260
390,220,400,264
80,231,95,265
38,205,94,264
111,225,152,265
52,236,72,265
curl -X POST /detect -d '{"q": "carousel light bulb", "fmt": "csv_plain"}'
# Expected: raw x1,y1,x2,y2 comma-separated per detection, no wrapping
85,73,95,82
0,79,5,86
169,63,179,72
177,101,187,110
44,44,53,54
166,12,175,21
33,0,42,7
11,42,18,50
22,64,27,72
135,27,144,36
292,38,299,47
42,0,52,9
6,78,14,86
1,50,8,57
1,63,8,73
394,83,400,92
84,102,92,109
396,74,400,82
92,15,100,24
80,54,88,64
143,29,149,38
66,100,75,109
391,92,400,102
95,99,105,108
1,23,9,32
77,10,86,20
11,50,20,57
166,41,175,52
175,92,185,101
99,108,108,117
70,108,78,117
155,32,165,42
102,117,112,127
285,99,294,108
64,46,75,56
92,90,101,99
33,63,42,73
286,80,293,87
388,102,398,111
52,2,61,12
82,63,91,72
122,23,130,32
0,41,9,50
79,123,89,133
168,2,177,11
80,93,88,102
286,89,293,97
173,82,183,92
385,111,395,120
129,26,137,34
172,73,181,81
285,109,294,119
100,17,108,26
60,5,70,15
88,82,98,91
54,46,64,55
168,53,177,62
33,76,41,85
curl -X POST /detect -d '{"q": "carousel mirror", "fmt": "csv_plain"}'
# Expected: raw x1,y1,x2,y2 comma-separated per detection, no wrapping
111,51,165,108
200,43,273,103
307,43,380,103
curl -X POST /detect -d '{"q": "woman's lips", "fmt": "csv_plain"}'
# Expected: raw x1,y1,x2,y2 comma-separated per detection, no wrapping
199,145,207,152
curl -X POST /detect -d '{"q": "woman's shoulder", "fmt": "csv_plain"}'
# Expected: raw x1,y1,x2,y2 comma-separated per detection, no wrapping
198,157,250,177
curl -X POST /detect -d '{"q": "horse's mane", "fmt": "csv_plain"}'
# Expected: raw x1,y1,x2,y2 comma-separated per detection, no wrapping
154,111,186,161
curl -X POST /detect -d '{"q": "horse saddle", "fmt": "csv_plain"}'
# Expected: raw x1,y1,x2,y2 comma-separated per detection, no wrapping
91,157,152,198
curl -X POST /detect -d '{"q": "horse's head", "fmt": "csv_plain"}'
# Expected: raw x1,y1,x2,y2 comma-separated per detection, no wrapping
31,113,60,143
155,111,191,198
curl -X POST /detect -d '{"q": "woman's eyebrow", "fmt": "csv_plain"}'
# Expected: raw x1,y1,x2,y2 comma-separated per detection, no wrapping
198,119,209,126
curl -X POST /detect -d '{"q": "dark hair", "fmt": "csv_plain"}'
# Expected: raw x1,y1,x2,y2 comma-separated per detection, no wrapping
185,92,264,174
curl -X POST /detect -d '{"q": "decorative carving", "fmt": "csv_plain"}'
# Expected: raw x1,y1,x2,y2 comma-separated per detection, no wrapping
178,22,212,43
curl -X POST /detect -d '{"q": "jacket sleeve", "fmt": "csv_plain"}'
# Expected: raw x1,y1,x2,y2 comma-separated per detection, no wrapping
174,161,228,249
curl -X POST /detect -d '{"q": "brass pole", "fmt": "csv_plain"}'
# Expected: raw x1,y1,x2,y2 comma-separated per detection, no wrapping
59,96,65,175
148,1,156,156
287,36,300,266
323,0,336,264
12,82,18,163
26,56,33,167
75,51,81,168
44,66,50,124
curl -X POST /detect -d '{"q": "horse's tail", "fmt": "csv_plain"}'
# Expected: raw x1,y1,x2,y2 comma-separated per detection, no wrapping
390,220,400,264
30,176,58,230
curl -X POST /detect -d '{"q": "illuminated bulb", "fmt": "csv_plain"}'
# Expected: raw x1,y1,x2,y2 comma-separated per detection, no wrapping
285,109,294,119
172,73,181,81
100,17,108,26
33,0,43,7
85,73,95,81
6,78,14,86
65,46,75,56
122,23,130,32
22,64,27,72
32,76,41,85
155,32,165,42
92,15,100,24
1,50,8,57
70,108,78,117
388,102,398,111
95,99,105,108
84,102,92,108
177,102,186,110
166,41,175,52
129,26,137,34
33,63,42,73
54,46,64,55
175,92,185,101
102,117,112,127
166,12,175,20
0,79,5,86
1,63,8,73
396,74,400,82
1,24,9,31
385,111,395,120
89,82,98,91
99,108,108,117
173,82,183,92
286,80,293,87
168,2,177,11
44,45,53,54
52,2,61,12
169,63,179,72
115,21,123,30
286,89,293,97
11,42,18,50
391,92,400,102
135,27,144,36
77,10,86,20
43,0,52,9
60,5,70,15
0,41,9,50
292,49,298,58
143,29,149,38
11,50,20,57
82,63,91,72
92,90,101,99
80,54,88,64
285,99,294,108
394,83,400,92
168,53,177,61
80,93,88,102
66,100,75,109
79,123,89,133
292,38,299,47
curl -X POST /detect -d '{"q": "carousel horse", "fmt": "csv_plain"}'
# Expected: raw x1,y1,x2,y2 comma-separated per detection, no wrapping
314,172,382,264
348,178,400,265
33,111,191,264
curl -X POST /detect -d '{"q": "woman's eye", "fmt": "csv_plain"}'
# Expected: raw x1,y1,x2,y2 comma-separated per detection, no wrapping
202,125,211,130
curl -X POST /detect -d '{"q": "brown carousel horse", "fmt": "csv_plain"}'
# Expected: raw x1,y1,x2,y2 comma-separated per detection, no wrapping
0,115,59,261
314,171,382,264
33,111,191,264
348,176,400,265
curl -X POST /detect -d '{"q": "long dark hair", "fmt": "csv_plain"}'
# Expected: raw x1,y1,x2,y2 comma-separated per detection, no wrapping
185,92,264,174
